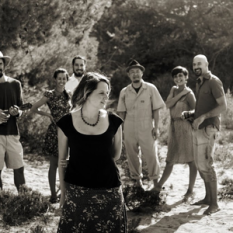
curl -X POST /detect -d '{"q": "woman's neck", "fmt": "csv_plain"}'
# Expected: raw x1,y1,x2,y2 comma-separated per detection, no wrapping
81,104,100,119
55,86,64,93
177,84,186,90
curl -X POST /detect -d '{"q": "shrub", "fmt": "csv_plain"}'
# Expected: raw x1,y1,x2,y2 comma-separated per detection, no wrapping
218,178,233,201
0,185,53,226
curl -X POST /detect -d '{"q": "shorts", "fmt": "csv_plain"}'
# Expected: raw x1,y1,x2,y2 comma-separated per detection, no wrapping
0,135,24,170
192,125,218,182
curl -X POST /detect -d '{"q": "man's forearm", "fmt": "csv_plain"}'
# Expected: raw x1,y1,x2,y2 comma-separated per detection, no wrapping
152,109,159,129
203,104,227,120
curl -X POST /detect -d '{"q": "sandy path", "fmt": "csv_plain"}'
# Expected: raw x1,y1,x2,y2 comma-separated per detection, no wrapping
128,164,233,233
1,156,233,232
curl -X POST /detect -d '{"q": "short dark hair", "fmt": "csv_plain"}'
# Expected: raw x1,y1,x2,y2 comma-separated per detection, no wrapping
71,72,110,109
72,55,87,66
171,66,189,78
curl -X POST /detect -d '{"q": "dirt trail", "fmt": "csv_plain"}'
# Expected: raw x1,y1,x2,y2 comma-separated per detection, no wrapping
1,155,233,233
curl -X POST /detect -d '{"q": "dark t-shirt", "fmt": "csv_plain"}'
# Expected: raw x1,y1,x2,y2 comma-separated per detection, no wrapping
56,111,123,189
0,76,23,135
194,73,224,130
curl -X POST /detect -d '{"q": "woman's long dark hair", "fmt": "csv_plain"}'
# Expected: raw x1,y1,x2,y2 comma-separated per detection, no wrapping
53,68,70,100
71,72,110,110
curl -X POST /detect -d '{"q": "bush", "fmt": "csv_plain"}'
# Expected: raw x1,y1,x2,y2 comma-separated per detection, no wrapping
218,178,233,201
0,185,53,226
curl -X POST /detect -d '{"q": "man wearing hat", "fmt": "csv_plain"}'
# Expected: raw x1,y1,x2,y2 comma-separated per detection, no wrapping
0,51,25,191
117,60,165,189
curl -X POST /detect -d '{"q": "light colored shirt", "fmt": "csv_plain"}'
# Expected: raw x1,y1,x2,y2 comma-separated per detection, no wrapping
65,74,82,94
117,80,165,122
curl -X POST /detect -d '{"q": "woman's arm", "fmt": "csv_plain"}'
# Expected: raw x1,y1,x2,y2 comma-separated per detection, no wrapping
166,86,191,109
186,92,196,110
30,96,55,123
113,125,122,161
58,127,69,207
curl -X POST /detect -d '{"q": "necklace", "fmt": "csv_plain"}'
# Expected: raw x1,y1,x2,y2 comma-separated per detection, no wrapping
81,108,100,127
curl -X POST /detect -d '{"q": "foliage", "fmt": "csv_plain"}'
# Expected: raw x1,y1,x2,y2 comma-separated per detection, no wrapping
123,185,167,212
29,225,46,233
218,178,233,201
128,218,141,233
117,141,167,213
0,0,108,86
93,0,233,99
221,91,233,130
0,0,58,50
0,185,53,226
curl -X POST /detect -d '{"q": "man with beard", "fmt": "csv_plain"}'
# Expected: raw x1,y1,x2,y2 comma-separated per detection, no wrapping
0,51,25,191
184,54,226,215
117,60,164,190
65,55,86,93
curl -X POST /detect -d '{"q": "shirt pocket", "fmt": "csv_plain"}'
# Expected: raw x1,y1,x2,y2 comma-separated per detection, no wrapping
138,97,150,110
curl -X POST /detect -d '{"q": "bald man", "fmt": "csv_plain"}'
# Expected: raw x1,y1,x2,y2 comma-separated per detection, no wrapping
188,54,227,215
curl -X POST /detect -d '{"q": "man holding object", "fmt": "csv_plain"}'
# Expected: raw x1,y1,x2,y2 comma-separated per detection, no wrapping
0,51,25,191
183,54,227,215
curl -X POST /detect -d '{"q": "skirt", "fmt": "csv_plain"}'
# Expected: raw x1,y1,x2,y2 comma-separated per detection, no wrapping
57,183,127,233
43,123,58,157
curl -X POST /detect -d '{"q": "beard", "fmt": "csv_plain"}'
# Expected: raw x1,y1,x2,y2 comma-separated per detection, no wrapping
194,68,202,77
74,69,84,78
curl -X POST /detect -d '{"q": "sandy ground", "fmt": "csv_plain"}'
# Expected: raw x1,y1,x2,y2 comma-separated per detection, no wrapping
1,152,233,233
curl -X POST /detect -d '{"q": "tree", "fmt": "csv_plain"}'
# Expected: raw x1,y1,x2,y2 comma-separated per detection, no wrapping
93,0,233,99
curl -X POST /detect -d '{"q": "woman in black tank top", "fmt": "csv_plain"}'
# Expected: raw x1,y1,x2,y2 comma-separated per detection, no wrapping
56,72,127,233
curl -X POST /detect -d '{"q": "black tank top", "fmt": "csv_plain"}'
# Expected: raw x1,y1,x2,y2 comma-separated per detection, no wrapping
56,112,123,188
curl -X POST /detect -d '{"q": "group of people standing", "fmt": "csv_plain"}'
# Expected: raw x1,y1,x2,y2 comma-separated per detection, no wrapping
117,55,226,217
0,50,227,232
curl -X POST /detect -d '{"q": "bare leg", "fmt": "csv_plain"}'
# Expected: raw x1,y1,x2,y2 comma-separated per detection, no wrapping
192,172,210,205
153,178,158,187
0,170,2,190
184,161,197,197
153,162,173,192
48,156,58,200
203,180,220,215
13,167,25,191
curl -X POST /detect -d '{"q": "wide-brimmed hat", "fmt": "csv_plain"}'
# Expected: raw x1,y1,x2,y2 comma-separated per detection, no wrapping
0,51,11,66
126,59,145,72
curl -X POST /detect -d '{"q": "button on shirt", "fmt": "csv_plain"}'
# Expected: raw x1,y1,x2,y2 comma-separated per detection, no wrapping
117,80,165,123
65,74,82,94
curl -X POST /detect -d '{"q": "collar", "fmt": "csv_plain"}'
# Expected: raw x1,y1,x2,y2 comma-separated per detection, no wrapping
0,74,8,83
203,71,212,80
129,79,147,91
196,71,212,83
70,73,83,81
